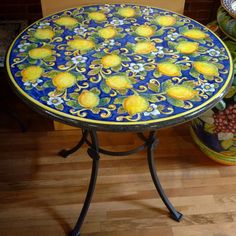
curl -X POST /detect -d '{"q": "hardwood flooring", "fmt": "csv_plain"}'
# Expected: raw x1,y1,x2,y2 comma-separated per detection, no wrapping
1,123,236,236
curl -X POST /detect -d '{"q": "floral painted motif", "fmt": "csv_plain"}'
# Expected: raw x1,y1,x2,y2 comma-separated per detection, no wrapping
207,49,220,57
129,63,145,73
74,27,87,35
167,32,180,41
71,55,87,64
17,43,30,52
7,4,233,127
201,83,215,93
47,96,64,106
144,104,161,117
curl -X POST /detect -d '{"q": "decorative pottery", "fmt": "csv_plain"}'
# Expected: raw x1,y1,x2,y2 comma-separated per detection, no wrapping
221,0,236,19
217,6,236,41
6,4,233,132
191,37,236,165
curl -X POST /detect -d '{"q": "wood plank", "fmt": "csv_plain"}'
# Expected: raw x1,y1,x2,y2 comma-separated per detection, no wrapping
1,124,236,236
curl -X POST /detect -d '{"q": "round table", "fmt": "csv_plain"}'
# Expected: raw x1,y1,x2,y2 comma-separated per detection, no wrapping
6,4,233,236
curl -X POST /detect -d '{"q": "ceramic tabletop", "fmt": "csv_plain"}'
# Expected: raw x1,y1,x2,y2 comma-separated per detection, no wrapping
6,4,234,131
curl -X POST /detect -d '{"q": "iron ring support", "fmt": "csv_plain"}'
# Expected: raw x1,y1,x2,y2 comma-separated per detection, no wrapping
70,130,100,236
59,129,89,158
147,131,183,222
59,130,150,158
84,138,148,156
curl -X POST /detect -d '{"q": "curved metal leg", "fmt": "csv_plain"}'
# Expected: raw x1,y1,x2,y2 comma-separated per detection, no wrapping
59,129,89,158
147,131,183,222
70,130,100,236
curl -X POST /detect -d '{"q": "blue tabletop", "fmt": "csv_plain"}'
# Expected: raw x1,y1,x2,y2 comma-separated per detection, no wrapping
6,4,233,131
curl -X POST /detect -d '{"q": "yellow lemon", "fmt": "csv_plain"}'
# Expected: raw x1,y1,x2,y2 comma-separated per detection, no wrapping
34,28,55,40
157,62,181,76
134,42,156,54
118,7,136,18
68,39,95,51
166,86,196,100
52,72,76,90
101,54,121,68
78,91,99,108
54,16,78,27
106,75,132,90
21,66,44,83
156,15,176,26
29,47,53,59
193,61,219,76
176,41,199,54
88,12,107,21
123,95,149,115
135,25,154,37
98,27,117,39
183,29,207,40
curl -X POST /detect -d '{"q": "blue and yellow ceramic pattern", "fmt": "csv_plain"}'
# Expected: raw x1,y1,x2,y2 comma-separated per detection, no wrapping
6,4,233,130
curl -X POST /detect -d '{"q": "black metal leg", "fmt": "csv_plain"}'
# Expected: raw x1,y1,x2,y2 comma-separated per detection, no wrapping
59,129,89,158
70,130,100,236
62,130,182,236
147,131,183,222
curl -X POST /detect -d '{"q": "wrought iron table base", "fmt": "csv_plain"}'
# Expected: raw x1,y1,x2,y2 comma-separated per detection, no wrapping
59,129,183,236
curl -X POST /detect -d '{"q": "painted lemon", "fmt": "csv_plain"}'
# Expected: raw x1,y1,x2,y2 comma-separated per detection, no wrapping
106,75,132,90
193,61,219,76
157,62,181,77
98,27,117,39
183,29,207,40
134,42,156,54
166,86,196,100
123,95,149,116
176,41,199,54
118,7,136,18
135,25,154,37
21,66,44,83
29,47,53,59
88,12,107,21
155,15,176,26
52,72,76,90
68,39,95,51
34,28,55,40
78,91,99,108
101,54,121,68
54,16,78,27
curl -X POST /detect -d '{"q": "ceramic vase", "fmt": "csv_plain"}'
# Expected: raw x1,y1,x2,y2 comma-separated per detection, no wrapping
191,35,236,164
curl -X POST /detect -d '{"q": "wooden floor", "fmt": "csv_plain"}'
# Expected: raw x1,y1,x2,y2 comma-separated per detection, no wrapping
1,122,236,236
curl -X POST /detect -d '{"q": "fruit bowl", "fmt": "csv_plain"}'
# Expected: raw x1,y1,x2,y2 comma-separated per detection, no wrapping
221,0,236,19
217,6,236,41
